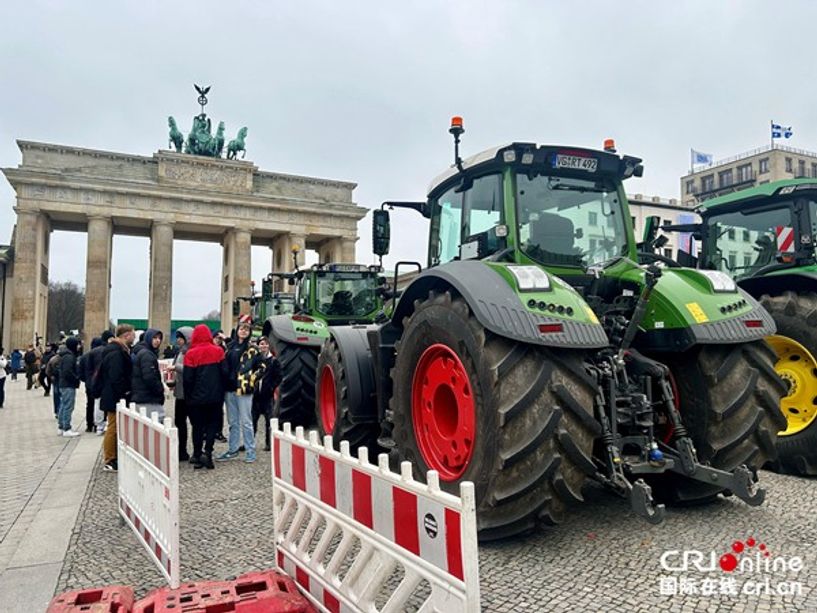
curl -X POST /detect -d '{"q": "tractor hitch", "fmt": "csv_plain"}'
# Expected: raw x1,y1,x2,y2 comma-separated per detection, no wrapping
629,479,666,525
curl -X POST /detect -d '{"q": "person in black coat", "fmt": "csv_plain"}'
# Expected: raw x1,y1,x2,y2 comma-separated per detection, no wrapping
40,343,58,397
130,328,166,420
99,325,136,472
78,336,103,432
56,337,82,436
252,336,282,451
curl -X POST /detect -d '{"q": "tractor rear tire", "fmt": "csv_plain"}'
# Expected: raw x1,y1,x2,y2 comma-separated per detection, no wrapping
388,290,600,541
760,291,817,475
659,341,787,503
272,336,318,429
316,337,380,451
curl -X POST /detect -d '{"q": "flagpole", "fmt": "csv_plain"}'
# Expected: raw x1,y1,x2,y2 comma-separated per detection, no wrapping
690,148,693,175
770,120,774,150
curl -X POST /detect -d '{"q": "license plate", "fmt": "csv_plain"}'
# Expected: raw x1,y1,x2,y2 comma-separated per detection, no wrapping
554,155,598,172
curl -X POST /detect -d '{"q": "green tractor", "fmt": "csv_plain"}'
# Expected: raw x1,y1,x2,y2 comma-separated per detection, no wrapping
667,178,817,475
314,118,786,540
262,260,389,426
234,281,296,329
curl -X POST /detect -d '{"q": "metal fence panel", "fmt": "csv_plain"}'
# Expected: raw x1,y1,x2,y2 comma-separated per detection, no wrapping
272,420,480,613
117,403,180,588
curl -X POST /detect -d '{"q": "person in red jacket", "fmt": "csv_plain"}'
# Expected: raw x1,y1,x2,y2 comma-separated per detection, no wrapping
183,324,226,469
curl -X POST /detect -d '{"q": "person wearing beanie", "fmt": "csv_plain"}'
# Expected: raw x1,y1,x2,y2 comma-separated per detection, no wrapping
130,328,166,420
168,326,193,461
57,337,82,436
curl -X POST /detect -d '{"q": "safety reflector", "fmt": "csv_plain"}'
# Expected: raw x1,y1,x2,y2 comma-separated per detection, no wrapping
538,323,564,334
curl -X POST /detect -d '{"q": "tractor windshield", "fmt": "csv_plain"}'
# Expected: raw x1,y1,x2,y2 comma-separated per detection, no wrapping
315,272,379,317
517,174,628,268
702,203,795,279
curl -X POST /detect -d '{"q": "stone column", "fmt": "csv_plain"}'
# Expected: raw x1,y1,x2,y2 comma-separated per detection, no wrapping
83,216,113,347
271,232,305,292
10,210,49,350
220,228,252,332
340,237,358,263
148,222,173,343
319,238,342,264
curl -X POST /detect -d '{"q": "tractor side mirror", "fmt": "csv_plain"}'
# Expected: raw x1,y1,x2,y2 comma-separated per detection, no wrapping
232,299,240,317
373,209,391,257
575,228,584,239
643,216,661,245
287,277,295,286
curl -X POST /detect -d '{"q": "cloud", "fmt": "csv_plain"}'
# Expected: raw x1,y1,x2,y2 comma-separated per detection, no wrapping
2,1,816,320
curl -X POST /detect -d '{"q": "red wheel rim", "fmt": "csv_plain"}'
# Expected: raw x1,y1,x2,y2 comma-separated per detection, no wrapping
319,365,337,433
411,343,476,481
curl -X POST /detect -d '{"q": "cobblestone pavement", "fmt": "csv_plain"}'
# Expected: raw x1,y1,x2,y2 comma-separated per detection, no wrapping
0,377,100,612
56,403,817,612
0,378,71,547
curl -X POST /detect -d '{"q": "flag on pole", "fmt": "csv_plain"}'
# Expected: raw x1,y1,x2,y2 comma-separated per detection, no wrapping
771,123,793,139
691,149,713,165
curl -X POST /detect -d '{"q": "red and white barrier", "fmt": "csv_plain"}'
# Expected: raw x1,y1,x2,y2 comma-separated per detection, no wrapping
117,403,180,589
272,420,480,613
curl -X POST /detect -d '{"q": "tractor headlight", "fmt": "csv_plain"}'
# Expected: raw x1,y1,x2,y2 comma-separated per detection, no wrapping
509,266,551,291
698,270,737,293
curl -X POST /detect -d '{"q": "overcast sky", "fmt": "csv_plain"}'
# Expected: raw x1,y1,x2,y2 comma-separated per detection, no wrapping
2,1,816,320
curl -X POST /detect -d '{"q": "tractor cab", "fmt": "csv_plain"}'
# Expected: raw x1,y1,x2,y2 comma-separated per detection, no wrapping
375,121,643,284
293,263,386,323
694,180,817,280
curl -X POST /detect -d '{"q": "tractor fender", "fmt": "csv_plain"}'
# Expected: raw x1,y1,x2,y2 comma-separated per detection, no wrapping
326,325,379,423
392,261,608,349
263,315,325,348
738,271,817,300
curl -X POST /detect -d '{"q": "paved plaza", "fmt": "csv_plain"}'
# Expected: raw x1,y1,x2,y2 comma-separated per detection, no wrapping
0,381,815,612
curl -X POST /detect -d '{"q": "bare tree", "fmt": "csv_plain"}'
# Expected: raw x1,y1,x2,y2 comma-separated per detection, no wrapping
201,309,220,321
47,281,85,341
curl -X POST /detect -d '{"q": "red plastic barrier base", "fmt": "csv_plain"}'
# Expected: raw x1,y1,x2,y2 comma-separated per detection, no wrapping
134,569,314,613
47,585,135,613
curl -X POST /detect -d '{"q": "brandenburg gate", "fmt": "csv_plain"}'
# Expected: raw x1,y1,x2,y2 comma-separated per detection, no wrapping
2,138,365,349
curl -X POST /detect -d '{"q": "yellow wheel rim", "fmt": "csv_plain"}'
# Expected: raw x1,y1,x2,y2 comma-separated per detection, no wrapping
767,335,817,436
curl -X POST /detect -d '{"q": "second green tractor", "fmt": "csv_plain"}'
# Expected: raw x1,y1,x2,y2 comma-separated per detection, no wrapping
667,179,817,476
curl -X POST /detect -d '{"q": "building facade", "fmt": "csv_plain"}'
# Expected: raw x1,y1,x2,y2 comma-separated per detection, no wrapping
680,144,817,206
628,194,699,260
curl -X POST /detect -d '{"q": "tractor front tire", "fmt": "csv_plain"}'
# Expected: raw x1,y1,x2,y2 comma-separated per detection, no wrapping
272,336,318,429
659,341,787,502
760,291,817,475
315,337,380,451
389,290,600,541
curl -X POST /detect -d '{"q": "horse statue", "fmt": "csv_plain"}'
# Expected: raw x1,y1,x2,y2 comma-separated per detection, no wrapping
168,116,184,152
227,127,248,160
213,121,226,158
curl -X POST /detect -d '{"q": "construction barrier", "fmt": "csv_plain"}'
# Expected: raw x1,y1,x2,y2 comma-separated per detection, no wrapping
272,420,480,613
46,585,135,613
133,569,314,613
117,403,180,589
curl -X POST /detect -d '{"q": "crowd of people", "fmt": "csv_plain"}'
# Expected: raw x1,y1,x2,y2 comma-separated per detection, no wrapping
5,316,282,473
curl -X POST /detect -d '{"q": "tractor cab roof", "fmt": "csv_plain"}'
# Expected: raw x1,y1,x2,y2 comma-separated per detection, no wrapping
699,178,817,212
427,142,643,199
